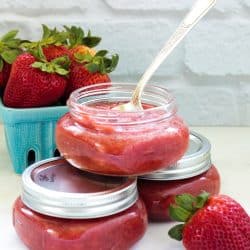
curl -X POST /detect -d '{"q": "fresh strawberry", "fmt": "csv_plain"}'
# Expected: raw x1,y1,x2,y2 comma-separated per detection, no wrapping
0,30,23,88
64,25,101,52
22,25,69,62
168,192,250,250
60,25,119,101
63,50,119,101
3,48,70,108
43,45,69,61
64,25,102,62
64,60,110,100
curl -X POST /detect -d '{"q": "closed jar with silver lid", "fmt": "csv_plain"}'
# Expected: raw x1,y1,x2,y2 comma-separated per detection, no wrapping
137,131,220,221
13,157,147,250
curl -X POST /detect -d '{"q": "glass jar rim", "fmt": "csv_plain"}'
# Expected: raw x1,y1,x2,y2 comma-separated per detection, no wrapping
67,82,177,126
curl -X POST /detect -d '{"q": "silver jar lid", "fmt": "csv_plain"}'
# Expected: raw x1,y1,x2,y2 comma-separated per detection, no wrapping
139,131,211,180
21,157,138,219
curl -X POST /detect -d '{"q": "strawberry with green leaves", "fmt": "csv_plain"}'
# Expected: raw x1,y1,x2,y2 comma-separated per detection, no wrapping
62,25,117,100
22,24,69,62
64,25,101,58
3,46,70,108
168,192,250,250
0,30,22,88
63,49,119,101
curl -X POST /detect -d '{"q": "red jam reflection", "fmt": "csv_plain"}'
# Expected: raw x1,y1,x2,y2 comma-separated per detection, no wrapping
137,165,220,221
56,98,189,176
13,198,147,250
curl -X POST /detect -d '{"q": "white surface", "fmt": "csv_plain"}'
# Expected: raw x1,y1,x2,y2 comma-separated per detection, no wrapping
1,125,250,249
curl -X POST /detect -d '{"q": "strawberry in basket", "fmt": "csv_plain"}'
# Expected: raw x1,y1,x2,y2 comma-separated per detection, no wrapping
3,46,70,108
3,25,71,108
62,26,119,101
63,49,119,100
3,25,119,107
59,26,118,100
0,30,23,89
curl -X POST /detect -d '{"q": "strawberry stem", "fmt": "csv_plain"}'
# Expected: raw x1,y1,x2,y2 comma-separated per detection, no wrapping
0,30,23,68
30,44,47,62
168,224,184,241
194,191,210,209
64,25,101,49
32,55,70,76
168,192,210,242
21,24,68,51
169,204,192,222
74,50,119,74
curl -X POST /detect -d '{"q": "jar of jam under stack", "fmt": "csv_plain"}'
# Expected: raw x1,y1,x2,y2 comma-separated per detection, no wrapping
137,131,220,221
13,158,147,250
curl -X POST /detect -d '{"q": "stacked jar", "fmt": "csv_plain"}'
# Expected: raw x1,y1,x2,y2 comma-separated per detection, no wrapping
137,131,220,221
13,158,147,250
13,83,219,250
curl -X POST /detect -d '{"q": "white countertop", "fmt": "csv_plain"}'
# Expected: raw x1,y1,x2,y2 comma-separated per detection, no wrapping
0,125,250,250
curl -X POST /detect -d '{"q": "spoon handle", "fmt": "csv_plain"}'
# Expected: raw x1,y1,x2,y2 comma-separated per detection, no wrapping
132,0,216,106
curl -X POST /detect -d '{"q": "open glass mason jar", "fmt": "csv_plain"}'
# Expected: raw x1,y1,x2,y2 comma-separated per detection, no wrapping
56,83,189,176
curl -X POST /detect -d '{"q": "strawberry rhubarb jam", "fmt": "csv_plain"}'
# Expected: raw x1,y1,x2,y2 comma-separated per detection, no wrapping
56,83,189,176
138,132,220,221
13,157,147,250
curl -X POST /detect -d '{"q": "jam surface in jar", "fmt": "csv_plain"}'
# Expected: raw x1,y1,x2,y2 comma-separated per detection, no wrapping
56,83,189,176
137,132,220,221
13,158,148,250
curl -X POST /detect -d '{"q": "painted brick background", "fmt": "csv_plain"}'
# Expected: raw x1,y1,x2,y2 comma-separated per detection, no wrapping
0,0,250,125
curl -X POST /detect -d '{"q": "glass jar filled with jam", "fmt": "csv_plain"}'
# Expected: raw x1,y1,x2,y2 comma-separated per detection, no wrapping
56,83,189,176
13,157,148,250
138,132,220,221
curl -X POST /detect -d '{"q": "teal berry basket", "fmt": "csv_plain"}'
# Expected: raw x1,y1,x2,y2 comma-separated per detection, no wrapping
0,98,68,174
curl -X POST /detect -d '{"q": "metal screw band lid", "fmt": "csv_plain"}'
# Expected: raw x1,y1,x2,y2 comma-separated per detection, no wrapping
21,157,138,219
139,131,212,180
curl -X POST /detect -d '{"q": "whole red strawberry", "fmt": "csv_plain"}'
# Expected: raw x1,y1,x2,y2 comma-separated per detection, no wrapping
64,50,118,101
3,51,69,108
168,192,250,250
0,30,22,88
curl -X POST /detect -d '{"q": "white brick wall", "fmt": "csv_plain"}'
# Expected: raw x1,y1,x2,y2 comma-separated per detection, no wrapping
1,0,250,125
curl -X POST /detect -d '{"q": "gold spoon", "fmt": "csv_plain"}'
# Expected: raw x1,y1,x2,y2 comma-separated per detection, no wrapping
114,0,216,111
